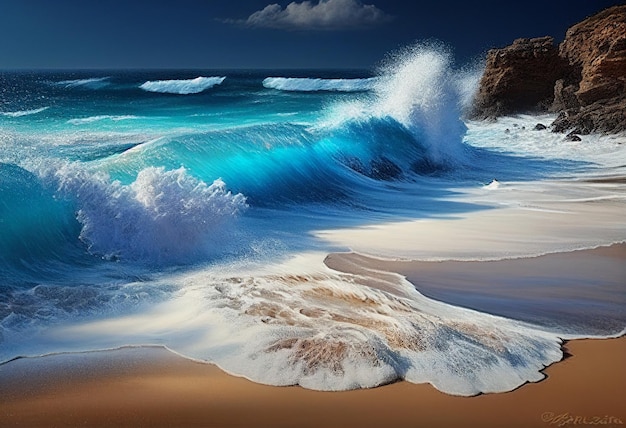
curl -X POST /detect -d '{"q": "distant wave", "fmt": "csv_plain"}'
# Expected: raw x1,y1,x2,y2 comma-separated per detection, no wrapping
263,77,377,92
56,77,110,89
0,107,49,117
139,76,226,95
67,115,141,125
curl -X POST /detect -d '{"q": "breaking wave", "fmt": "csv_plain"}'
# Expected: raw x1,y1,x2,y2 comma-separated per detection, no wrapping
263,77,378,92
50,164,248,263
139,76,226,94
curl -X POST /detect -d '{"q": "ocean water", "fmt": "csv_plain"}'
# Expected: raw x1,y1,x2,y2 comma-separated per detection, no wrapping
1,45,625,395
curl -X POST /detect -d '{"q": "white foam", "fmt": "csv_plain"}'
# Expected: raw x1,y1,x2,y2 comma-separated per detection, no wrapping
373,45,469,164
29,252,564,396
139,76,226,94
67,115,141,125
484,179,500,190
318,44,475,166
56,77,110,89
51,164,247,262
0,107,49,118
263,77,378,92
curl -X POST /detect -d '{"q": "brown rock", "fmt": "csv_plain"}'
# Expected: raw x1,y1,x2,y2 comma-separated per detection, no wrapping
559,6,626,106
470,5,626,134
551,78,580,112
551,5,626,134
470,37,567,119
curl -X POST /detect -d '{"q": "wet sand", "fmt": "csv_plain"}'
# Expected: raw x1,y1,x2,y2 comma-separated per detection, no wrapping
1,245,624,428
0,338,624,428
326,244,626,333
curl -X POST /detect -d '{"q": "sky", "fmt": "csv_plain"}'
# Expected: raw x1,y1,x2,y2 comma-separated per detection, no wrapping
0,0,622,70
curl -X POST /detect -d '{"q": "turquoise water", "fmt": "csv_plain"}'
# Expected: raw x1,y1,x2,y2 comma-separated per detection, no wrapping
1,47,624,395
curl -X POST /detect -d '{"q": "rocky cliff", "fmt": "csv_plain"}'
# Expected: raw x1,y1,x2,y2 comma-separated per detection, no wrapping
470,5,626,135
471,37,567,119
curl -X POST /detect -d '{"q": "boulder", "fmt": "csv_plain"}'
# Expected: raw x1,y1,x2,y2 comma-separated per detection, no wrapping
565,132,582,142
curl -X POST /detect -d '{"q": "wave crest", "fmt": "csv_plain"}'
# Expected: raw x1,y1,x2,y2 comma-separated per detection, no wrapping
56,77,110,89
53,165,247,263
139,76,226,94
322,43,479,167
0,107,49,118
263,77,377,92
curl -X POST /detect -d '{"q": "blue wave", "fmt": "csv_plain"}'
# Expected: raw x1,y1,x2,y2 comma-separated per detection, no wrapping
0,163,80,272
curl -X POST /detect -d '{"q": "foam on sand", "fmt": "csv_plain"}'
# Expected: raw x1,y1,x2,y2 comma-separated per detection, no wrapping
30,251,569,396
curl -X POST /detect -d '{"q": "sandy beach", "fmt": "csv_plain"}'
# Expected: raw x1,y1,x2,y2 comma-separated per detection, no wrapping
0,338,624,428
1,245,624,428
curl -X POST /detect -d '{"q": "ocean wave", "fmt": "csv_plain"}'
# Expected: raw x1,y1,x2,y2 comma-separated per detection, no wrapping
139,76,226,94
320,44,476,167
0,107,49,118
0,163,79,269
56,77,110,89
52,164,247,263
98,120,429,209
263,77,377,92
67,115,141,125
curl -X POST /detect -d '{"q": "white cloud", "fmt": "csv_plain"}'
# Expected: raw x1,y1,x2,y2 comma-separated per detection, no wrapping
240,0,393,30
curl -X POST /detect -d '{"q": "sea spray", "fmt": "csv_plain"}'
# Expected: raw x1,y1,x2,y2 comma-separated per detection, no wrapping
321,43,477,168
51,164,247,263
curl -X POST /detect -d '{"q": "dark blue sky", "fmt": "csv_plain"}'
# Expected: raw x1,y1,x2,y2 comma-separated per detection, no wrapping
0,0,621,70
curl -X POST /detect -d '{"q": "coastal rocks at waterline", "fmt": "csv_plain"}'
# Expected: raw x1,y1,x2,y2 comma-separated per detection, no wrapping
470,5,626,135
470,37,567,119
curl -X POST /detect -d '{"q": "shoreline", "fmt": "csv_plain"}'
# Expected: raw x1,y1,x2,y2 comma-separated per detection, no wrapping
1,337,624,428
1,244,624,427
325,243,626,336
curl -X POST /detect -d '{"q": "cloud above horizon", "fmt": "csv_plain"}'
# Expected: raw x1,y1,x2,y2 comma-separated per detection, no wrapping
235,0,393,30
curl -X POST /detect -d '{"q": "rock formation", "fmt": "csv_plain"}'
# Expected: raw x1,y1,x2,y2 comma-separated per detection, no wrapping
470,5,626,134
471,37,567,119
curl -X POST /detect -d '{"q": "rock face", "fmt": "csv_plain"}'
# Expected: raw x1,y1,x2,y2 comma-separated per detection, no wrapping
471,5,626,134
471,37,567,119
551,5,626,134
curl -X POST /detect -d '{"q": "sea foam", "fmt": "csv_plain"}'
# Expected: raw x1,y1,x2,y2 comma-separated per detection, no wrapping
51,164,247,262
0,107,49,118
263,77,377,92
139,76,226,94
67,115,141,125
320,44,476,167
34,252,565,396
56,77,110,89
